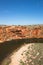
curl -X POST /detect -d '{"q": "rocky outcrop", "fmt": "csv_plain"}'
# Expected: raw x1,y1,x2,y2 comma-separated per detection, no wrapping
0,25,43,42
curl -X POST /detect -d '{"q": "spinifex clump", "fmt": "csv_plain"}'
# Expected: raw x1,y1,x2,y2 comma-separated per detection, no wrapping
19,43,43,65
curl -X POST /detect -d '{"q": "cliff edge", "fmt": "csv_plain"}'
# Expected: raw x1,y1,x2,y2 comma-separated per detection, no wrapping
0,25,43,42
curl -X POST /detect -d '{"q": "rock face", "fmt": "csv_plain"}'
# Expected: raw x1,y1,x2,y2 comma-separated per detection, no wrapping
0,25,43,42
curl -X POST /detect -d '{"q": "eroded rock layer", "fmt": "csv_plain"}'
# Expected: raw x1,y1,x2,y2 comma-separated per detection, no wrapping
0,25,43,42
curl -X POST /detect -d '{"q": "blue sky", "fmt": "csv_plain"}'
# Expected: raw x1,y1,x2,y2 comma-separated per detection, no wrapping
0,0,43,25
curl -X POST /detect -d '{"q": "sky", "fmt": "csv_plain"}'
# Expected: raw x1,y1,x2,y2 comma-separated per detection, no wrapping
0,0,43,25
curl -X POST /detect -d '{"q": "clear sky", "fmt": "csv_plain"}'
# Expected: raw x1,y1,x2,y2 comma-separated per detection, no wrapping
0,0,43,25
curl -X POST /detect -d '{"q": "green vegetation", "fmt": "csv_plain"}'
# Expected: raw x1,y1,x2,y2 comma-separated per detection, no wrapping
19,60,26,65
19,43,43,65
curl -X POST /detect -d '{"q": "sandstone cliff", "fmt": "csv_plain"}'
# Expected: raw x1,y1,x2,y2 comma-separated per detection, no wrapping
0,25,43,42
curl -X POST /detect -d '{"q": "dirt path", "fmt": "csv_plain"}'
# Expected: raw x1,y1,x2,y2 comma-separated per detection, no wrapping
1,43,43,65
9,43,32,65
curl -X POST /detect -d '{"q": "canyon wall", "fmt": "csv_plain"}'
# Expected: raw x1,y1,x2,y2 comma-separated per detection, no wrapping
0,25,43,42
0,25,43,64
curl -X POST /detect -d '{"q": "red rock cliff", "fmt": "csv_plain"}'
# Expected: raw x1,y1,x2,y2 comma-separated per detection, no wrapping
0,25,43,42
